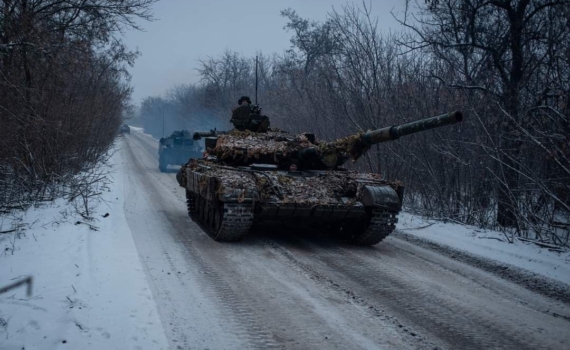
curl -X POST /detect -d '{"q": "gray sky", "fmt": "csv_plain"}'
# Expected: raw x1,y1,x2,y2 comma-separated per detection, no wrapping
123,0,406,104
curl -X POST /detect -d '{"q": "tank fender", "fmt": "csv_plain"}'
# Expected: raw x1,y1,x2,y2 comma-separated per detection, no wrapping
361,185,401,211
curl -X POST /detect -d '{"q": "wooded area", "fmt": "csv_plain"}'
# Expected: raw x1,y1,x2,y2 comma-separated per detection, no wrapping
139,1,569,246
0,0,156,211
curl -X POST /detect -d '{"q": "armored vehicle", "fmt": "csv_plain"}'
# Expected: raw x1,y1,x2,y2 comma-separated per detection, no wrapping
177,111,463,245
159,130,203,172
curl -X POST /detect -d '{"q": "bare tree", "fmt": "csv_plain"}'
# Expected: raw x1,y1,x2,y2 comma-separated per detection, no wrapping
396,0,570,230
0,0,157,210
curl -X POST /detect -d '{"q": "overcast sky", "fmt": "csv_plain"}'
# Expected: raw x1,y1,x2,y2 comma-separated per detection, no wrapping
123,0,406,104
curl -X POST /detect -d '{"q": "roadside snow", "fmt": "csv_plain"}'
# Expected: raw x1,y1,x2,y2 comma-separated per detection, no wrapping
0,150,168,350
396,212,570,285
128,125,144,134
129,125,157,141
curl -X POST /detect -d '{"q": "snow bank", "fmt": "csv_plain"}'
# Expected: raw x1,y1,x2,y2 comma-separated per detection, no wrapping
0,150,168,350
127,125,157,141
396,212,570,285
128,125,144,133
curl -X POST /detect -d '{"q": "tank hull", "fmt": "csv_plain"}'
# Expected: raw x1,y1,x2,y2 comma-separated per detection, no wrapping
179,159,402,245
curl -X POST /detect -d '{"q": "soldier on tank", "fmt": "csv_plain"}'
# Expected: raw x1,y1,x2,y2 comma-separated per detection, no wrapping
230,96,252,130
230,95,270,132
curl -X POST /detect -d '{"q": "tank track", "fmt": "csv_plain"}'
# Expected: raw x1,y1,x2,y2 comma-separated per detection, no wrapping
348,209,398,246
186,190,253,242
214,202,254,242
186,190,196,217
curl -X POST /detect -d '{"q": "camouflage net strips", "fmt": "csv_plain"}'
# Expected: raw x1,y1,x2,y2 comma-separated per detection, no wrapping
254,171,391,205
318,132,370,162
212,130,313,162
189,161,401,206
210,129,374,168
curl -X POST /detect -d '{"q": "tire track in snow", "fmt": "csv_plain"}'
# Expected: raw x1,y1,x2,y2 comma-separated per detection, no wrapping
262,228,570,350
123,136,281,349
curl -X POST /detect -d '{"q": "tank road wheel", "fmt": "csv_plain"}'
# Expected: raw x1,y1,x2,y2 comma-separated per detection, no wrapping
342,209,398,246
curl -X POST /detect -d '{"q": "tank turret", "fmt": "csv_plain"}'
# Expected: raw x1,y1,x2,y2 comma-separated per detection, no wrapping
193,111,463,170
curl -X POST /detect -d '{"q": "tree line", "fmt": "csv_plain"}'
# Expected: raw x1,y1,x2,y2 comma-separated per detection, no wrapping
137,0,569,246
0,0,156,211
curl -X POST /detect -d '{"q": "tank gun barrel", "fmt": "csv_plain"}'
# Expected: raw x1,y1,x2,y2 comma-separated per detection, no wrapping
360,111,463,146
345,111,463,163
295,111,463,169
193,129,227,140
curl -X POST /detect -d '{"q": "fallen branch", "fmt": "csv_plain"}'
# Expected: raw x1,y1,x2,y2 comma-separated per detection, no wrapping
0,229,17,234
74,221,99,231
0,276,33,296
548,248,567,253
400,223,436,230
478,236,505,242
441,217,464,225
517,237,568,251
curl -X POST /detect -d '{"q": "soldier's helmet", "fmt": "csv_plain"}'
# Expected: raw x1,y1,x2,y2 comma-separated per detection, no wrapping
238,96,252,105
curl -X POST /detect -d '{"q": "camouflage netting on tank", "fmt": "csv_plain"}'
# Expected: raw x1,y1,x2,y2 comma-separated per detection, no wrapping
188,160,400,205
315,131,374,163
211,130,313,162
211,129,373,168
184,161,258,198
255,171,398,205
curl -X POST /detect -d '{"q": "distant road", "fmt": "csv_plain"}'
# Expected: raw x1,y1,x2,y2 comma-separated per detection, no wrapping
121,131,570,350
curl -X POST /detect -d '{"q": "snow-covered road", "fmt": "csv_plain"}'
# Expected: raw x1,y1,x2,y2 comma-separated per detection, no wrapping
122,131,570,350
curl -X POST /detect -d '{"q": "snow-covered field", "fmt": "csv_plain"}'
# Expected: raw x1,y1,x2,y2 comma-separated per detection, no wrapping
1,131,569,350
0,151,168,350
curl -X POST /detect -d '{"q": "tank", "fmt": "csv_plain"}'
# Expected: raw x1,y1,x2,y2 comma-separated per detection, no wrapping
177,111,463,244
158,130,203,172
